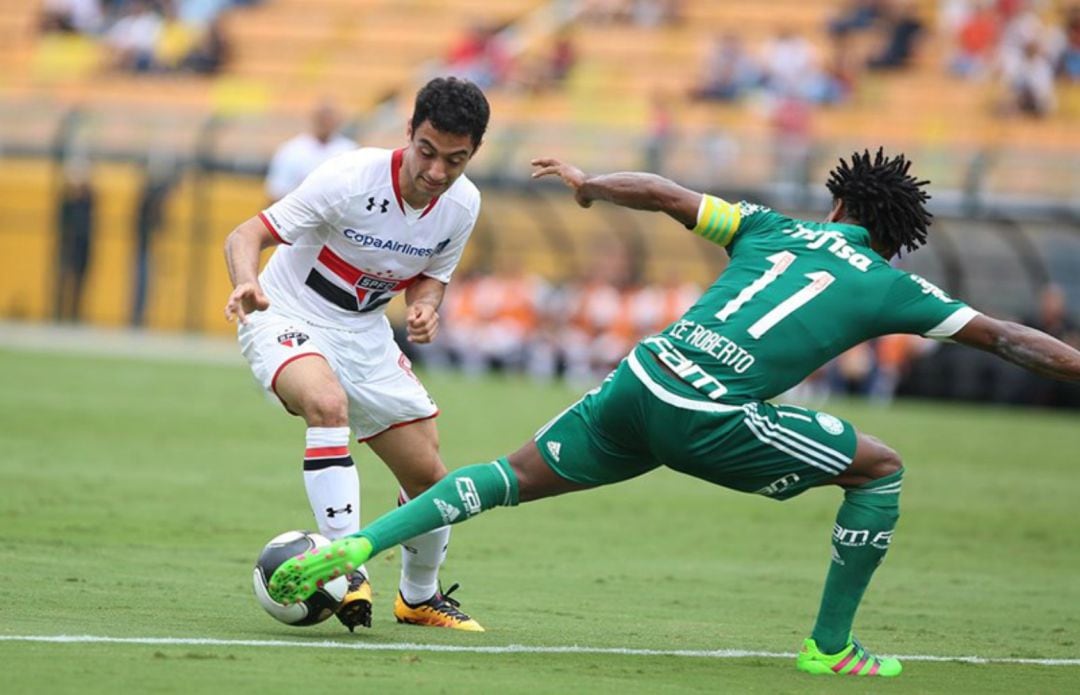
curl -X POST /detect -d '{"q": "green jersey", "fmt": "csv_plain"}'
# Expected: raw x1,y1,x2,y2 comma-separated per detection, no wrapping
637,197,978,403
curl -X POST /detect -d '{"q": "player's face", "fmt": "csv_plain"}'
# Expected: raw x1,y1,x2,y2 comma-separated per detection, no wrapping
402,120,475,203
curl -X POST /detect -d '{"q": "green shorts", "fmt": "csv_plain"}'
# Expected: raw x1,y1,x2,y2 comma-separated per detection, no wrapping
534,351,857,501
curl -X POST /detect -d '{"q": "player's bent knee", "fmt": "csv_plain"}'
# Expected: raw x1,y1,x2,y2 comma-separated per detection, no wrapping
872,445,903,479
299,391,349,427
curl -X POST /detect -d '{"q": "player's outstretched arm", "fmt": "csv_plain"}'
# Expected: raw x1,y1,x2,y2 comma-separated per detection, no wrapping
531,157,701,228
953,314,1080,382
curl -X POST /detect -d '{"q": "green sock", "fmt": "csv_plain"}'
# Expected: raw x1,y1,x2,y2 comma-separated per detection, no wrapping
358,457,519,556
811,468,903,654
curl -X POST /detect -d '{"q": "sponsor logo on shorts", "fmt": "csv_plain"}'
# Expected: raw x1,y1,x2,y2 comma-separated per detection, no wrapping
815,412,845,435
277,330,309,348
434,498,460,524
756,473,800,497
546,440,562,462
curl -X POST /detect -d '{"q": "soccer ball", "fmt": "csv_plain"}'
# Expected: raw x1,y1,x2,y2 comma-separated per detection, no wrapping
252,530,348,626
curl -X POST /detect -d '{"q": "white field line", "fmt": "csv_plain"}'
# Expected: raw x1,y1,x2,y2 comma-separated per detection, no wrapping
0,635,1077,666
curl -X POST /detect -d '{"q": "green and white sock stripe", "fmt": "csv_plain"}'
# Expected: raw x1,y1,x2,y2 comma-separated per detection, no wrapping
741,405,850,475
490,458,517,507
850,469,903,496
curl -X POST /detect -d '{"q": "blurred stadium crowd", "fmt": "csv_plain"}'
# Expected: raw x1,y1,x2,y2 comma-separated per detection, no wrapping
442,0,1080,116
8,0,1080,410
36,0,252,74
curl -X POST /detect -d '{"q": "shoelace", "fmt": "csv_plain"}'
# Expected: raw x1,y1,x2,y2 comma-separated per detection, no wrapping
430,582,469,619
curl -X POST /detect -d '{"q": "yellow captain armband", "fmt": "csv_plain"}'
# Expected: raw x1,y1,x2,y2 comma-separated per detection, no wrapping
692,194,741,246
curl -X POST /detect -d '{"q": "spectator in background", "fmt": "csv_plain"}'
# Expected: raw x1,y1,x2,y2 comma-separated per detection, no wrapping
866,0,925,70
761,28,816,96
644,90,675,172
54,161,96,323
264,100,357,203
997,37,1057,116
828,0,884,37
514,28,577,93
1059,4,1080,80
152,1,202,72
445,21,512,90
131,155,178,327
40,0,103,34
548,29,578,85
689,33,761,102
1023,284,1080,406
947,0,1000,78
103,0,163,72
180,13,229,74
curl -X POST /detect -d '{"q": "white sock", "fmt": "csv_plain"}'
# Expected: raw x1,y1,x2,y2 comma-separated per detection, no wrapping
302,427,360,538
397,487,451,604
303,427,368,579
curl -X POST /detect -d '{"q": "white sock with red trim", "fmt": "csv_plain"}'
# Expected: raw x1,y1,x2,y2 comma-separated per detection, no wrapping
302,426,361,540
397,487,451,604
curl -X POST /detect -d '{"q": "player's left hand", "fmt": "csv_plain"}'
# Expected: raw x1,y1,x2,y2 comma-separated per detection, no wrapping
406,303,439,343
530,157,592,207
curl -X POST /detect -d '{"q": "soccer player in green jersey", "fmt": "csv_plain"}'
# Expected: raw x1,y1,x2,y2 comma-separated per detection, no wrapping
269,149,1080,677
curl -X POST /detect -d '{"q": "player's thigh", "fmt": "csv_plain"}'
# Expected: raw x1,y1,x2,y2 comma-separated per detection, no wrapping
666,402,858,501
532,361,660,490
237,310,343,418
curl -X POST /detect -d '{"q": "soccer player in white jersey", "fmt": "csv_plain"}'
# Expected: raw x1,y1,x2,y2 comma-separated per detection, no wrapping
224,77,490,632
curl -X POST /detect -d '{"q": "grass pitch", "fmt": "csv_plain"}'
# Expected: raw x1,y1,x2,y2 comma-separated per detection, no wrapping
1,345,1078,693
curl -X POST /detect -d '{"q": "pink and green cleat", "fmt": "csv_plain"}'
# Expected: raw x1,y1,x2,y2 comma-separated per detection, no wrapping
796,636,902,677
267,536,374,604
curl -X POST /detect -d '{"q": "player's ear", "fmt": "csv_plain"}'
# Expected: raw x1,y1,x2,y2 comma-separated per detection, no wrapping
826,199,845,223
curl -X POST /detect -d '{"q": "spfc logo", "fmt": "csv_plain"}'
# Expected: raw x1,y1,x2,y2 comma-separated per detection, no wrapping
277,330,309,348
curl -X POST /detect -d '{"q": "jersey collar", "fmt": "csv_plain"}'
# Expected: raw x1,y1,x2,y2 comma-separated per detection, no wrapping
391,148,440,219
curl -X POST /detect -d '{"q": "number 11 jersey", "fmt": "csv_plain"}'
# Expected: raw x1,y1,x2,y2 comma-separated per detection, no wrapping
637,198,978,403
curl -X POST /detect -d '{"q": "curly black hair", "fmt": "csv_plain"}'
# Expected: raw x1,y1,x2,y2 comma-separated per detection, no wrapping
410,76,490,150
826,148,932,255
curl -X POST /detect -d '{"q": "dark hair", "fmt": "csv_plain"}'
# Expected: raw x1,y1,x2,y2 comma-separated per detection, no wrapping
826,148,932,255
410,77,490,150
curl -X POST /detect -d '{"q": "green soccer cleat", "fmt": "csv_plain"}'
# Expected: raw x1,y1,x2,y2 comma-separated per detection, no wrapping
796,636,902,677
268,536,374,604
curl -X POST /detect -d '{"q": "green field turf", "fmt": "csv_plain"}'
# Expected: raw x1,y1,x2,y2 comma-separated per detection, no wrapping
1,345,1078,694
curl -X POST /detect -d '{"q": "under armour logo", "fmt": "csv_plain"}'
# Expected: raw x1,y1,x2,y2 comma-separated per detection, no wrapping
326,504,353,518
367,197,390,213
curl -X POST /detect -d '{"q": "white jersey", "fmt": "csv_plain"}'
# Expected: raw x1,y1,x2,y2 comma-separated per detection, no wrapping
258,147,480,330
264,132,358,201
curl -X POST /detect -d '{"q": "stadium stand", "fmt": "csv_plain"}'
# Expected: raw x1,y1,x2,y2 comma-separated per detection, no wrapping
0,0,1077,352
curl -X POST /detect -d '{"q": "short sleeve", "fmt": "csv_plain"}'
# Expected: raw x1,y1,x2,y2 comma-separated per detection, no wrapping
883,272,980,339
423,195,480,283
259,154,352,245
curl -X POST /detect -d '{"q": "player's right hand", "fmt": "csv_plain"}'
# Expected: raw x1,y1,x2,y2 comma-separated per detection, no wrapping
224,282,270,324
530,157,593,208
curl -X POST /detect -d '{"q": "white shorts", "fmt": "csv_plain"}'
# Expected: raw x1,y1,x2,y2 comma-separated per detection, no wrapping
238,308,438,442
